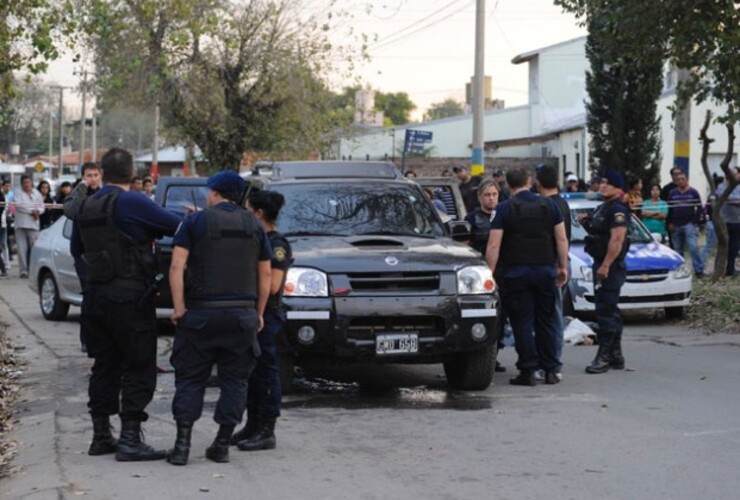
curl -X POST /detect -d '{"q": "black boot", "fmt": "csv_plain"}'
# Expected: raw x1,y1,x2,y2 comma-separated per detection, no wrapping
205,425,234,463
509,371,537,386
115,420,167,462
166,421,193,466
230,416,259,445
236,417,277,451
586,332,614,374
88,415,117,456
610,332,625,369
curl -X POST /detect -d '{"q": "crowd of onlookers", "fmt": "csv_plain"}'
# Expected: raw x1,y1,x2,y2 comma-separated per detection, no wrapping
407,164,740,278
0,171,156,279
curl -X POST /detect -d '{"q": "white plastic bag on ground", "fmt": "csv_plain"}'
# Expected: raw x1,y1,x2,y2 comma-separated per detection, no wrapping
563,317,597,345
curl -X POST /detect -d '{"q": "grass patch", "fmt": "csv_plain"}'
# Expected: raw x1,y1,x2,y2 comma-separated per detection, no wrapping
686,278,740,334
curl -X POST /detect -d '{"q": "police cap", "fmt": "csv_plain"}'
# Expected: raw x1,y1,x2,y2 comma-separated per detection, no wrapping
600,168,624,189
207,170,245,195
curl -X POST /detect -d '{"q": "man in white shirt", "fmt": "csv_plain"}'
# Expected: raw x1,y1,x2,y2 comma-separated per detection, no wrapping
13,175,45,278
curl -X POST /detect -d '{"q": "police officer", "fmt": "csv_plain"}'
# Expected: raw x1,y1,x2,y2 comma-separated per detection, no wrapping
486,166,569,386
167,170,272,466
232,190,292,452
581,169,630,374
464,179,500,255
71,148,180,461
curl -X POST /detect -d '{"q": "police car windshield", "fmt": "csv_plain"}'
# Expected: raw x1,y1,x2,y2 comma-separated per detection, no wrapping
570,207,653,244
271,182,445,237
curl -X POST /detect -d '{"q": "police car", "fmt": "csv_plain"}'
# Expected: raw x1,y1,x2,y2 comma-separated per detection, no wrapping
564,194,692,319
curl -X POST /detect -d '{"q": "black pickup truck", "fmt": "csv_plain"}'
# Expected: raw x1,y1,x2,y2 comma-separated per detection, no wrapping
154,161,501,390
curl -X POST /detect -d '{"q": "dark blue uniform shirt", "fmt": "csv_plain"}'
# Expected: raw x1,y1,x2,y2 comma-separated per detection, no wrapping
172,202,272,301
71,186,181,259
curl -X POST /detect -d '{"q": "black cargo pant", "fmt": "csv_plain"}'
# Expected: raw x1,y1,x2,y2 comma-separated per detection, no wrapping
171,308,259,426
85,284,158,422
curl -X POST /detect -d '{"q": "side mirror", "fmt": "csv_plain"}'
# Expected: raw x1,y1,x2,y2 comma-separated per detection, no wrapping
447,220,471,242
651,232,664,243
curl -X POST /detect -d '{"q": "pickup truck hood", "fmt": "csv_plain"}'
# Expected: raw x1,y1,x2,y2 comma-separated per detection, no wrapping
290,235,485,273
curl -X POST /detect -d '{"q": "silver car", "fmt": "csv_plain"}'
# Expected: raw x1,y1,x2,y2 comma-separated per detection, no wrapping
28,216,82,320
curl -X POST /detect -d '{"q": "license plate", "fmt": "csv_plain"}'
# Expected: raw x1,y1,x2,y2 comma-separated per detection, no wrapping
376,333,419,355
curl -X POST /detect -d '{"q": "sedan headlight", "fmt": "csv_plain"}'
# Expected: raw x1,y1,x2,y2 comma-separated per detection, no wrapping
457,266,496,294
284,267,329,297
671,262,692,280
580,266,593,282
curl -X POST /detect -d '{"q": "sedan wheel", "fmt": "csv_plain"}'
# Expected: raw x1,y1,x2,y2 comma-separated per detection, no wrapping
40,272,70,321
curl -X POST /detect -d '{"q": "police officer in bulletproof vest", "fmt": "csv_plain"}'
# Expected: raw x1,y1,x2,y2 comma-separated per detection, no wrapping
231,190,293,452
486,166,569,386
580,169,631,374
166,170,272,466
71,148,181,461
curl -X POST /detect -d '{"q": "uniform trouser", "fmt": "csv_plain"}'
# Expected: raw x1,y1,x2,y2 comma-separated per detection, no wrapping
171,308,259,426
500,266,561,373
726,222,740,276
14,227,38,275
74,258,91,351
247,309,285,418
593,260,627,335
0,227,7,272
85,285,158,421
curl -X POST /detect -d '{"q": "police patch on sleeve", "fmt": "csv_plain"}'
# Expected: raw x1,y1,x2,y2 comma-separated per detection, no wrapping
274,247,287,262
614,212,626,223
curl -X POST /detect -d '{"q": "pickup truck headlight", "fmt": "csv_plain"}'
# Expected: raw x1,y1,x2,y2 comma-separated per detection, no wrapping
284,267,329,297
671,262,692,280
457,266,496,294
580,266,593,282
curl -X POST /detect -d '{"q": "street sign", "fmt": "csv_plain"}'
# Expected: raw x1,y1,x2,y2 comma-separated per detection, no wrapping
34,161,45,173
401,129,434,171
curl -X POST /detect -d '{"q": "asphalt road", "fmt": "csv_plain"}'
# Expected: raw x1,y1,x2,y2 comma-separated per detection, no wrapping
1,275,739,500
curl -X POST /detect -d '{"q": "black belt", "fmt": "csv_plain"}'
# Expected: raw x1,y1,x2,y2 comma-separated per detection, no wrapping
186,299,256,309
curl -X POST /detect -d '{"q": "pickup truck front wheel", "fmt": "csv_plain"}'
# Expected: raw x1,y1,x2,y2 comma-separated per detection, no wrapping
443,344,496,391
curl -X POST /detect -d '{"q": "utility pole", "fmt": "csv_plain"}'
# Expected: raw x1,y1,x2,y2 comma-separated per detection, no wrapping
470,0,485,176
58,87,64,174
78,70,88,169
91,102,97,163
152,103,160,180
48,112,53,162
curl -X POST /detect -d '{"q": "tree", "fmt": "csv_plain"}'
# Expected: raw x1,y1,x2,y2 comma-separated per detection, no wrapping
0,1,72,119
556,0,740,280
374,91,416,126
85,0,365,170
0,77,57,156
423,98,464,122
556,0,664,183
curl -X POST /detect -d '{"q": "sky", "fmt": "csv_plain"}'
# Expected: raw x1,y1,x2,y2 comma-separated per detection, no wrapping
44,0,587,122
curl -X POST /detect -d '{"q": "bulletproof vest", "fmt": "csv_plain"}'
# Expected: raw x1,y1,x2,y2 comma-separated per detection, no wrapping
186,206,259,299
470,209,492,254
585,199,631,261
499,196,556,266
77,189,155,285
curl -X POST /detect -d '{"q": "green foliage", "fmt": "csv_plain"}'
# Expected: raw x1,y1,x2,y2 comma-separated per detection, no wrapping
85,0,366,168
423,98,464,122
581,1,664,183
374,91,416,125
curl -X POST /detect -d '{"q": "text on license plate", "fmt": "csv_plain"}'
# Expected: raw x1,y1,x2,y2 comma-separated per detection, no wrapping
376,333,419,355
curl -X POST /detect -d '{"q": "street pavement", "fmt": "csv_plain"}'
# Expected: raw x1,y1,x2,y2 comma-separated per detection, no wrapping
1,275,740,499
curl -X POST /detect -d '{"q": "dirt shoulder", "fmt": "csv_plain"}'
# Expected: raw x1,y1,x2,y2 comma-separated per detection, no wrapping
0,322,22,478
686,278,740,334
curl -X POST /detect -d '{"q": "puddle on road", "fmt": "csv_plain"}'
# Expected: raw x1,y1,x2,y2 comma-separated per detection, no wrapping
281,376,492,411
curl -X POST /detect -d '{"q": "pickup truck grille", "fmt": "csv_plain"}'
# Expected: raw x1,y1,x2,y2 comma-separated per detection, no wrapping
347,272,440,292
347,316,443,339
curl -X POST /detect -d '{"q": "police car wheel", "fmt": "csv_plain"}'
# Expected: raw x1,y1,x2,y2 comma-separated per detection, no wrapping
39,271,70,321
443,344,496,391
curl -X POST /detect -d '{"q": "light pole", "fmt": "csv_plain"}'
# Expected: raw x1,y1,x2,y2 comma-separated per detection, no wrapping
471,0,485,176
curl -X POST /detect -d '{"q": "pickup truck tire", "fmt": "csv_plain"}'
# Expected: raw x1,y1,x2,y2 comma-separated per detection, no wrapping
39,271,70,321
443,344,496,391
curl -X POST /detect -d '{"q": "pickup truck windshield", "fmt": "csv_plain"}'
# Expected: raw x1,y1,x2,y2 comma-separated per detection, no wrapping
162,185,210,217
271,182,446,237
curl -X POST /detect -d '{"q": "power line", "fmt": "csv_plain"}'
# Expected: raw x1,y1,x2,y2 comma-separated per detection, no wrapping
370,0,473,51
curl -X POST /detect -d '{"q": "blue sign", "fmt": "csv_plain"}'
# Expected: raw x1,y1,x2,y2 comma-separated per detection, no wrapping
405,129,433,143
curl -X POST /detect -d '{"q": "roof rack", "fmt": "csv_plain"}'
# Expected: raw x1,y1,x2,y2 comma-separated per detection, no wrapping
249,160,403,180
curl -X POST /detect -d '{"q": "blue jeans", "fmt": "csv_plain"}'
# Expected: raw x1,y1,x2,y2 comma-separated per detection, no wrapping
500,266,561,373
593,260,626,335
671,223,703,274
247,309,285,418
